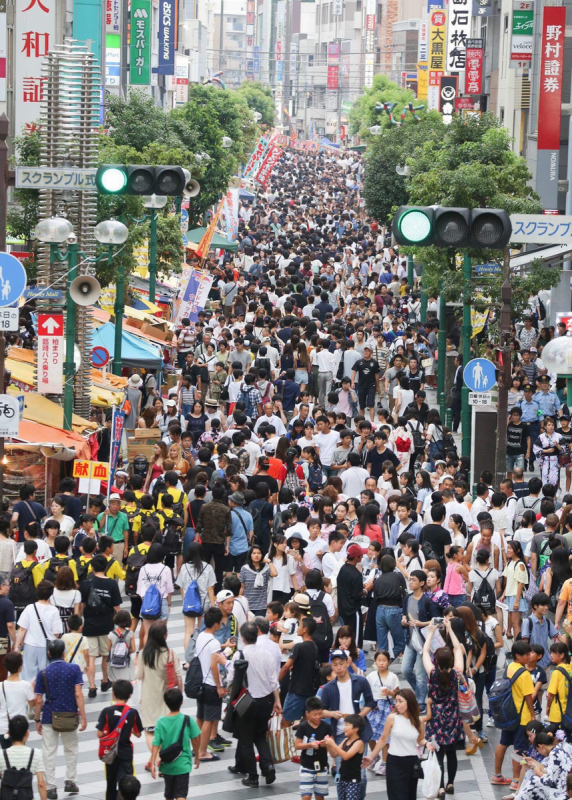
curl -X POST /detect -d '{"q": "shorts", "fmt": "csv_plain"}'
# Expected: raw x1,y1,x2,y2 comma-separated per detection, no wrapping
505,595,529,613
283,692,309,722
87,635,110,658
130,595,142,620
507,454,525,470
164,772,190,800
337,779,362,800
300,767,329,798
196,684,222,721
500,725,528,753
357,384,376,410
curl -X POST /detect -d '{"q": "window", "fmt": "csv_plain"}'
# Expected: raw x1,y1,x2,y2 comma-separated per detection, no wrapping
504,13,508,31
308,54,314,67
500,107,505,122
376,3,382,23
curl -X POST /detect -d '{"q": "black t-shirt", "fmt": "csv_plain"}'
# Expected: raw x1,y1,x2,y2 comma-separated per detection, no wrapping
0,597,15,638
337,564,364,617
289,640,318,696
373,571,407,606
96,705,143,760
419,524,452,559
80,576,122,636
296,719,331,769
365,447,400,479
507,421,530,456
513,481,530,500
61,494,84,523
353,358,380,389
248,474,279,495
186,465,215,485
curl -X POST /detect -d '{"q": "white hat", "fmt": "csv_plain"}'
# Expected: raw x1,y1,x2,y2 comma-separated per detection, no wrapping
128,374,142,388
166,399,177,408
216,589,234,604
109,493,122,501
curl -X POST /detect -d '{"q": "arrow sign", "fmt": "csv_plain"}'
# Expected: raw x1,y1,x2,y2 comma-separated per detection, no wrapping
38,314,63,336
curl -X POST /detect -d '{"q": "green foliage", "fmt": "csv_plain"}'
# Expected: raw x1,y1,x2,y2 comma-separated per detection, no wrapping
236,81,275,126
6,129,41,247
349,74,420,137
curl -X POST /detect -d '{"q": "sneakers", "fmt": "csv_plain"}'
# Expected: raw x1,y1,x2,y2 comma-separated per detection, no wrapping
375,762,387,776
47,790,57,800
486,717,496,728
64,782,79,794
491,776,513,786
208,738,225,752
241,777,259,788
88,687,97,699
214,734,232,748
100,681,112,693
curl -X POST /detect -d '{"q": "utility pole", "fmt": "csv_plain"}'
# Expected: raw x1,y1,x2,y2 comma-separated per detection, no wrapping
437,281,447,421
112,247,124,376
461,251,472,458
0,114,13,509
63,243,79,432
420,267,427,323
407,254,414,289
495,244,512,486
149,209,158,303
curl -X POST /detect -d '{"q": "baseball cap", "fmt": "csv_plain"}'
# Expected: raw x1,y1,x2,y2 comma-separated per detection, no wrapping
216,590,234,604
166,399,177,407
347,544,363,559
330,649,349,661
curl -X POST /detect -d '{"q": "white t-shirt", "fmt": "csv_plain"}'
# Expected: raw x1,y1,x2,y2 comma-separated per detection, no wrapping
45,515,75,537
18,603,63,647
195,631,224,687
271,556,297,593
341,467,370,497
304,539,324,570
337,677,354,733
366,669,399,702
50,589,81,610
321,551,340,579
17,539,52,564
312,431,340,466
0,680,35,735
469,567,499,593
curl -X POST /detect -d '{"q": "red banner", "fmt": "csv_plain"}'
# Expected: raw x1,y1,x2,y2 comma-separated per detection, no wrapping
255,146,283,187
455,97,475,110
196,197,225,260
327,65,339,90
538,6,565,151
465,45,483,95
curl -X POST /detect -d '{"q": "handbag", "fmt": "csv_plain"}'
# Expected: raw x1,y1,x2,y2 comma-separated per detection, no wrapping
268,713,296,764
159,715,189,764
456,670,480,722
232,687,255,717
98,706,131,764
165,649,178,691
42,670,79,732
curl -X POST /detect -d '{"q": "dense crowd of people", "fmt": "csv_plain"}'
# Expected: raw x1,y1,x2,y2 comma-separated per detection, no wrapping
2,149,572,800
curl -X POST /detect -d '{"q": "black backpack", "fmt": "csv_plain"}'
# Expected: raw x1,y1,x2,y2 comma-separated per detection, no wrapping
43,556,71,584
184,641,209,700
74,556,91,584
480,624,497,673
441,430,457,456
421,540,440,563
9,563,36,607
125,546,148,597
159,513,184,554
307,591,333,650
0,749,34,800
408,421,425,453
473,568,497,613
152,479,168,506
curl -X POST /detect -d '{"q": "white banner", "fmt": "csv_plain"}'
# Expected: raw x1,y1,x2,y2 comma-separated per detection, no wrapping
510,213,572,244
38,335,64,394
447,0,471,71
223,188,239,242
175,270,214,326
14,0,57,134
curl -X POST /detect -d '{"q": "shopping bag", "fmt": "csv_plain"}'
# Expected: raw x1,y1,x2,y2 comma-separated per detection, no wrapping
268,713,296,764
422,751,442,799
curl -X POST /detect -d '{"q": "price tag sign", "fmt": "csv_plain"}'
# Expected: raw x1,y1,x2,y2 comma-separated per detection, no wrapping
469,392,494,406
0,308,19,331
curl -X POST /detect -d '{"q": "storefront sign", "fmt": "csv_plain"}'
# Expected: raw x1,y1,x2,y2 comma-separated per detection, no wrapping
428,9,447,109
157,0,176,75
447,0,471,70
510,1,534,68
465,38,483,94
130,0,151,85
37,313,63,395
14,0,56,133
537,6,565,210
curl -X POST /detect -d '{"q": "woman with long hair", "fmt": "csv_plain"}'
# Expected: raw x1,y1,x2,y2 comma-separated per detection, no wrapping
239,544,274,616
135,620,182,766
330,625,367,674
449,513,468,547
49,566,81,633
268,533,297,604
175,542,216,649
541,543,572,599
500,540,530,639
354,503,384,548
186,400,210,445
294,342,311,390
145,440,168,491
363,688,425,800
378,464,400,496
346,497,360,536
456,605,488,742
426,409,445,470
415,469,433,515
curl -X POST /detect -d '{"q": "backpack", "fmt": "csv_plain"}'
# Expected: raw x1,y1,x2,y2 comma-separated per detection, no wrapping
98,706,132,764
441,430,457,455
109,630,131,670
184,641,210,700
472,568,496,613
479,624,497,673
488,666,526,731
308,463,324,493
152,478,168,506
0,749,35,800
554,666,572,730
124,546,148,597
43,556,71,584
168,490,186,518
408,421,425,453
140,568,165,620
285,468,303,492
257,381,272,407
395,434,411,453
74,556,92,584
161,515,184,554
254,357,272,374
421,540,440,563
538,538,552,571
183,565,206,616
238,384,258,418
307,591,333,650
8,563,36,607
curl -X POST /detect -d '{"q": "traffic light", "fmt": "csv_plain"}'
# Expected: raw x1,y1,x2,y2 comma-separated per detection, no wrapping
392,206,512,249
95,165,187,196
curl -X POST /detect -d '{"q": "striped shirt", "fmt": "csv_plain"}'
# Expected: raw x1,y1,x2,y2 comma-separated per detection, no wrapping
0,745,44,774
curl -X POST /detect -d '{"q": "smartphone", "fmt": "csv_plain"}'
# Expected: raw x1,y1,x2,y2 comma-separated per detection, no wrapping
432,617,444,625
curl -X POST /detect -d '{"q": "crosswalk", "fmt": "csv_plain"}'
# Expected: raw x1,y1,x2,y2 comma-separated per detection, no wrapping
22,592,494,800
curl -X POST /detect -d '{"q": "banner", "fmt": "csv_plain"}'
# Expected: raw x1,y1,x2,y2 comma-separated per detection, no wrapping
244,135,269,178
418,21,429,62
428,9,447,109
447,0,471,70
223,188,239,242
327,65,339,89
130,0,151,84
510,0,533,67
109,402,126,492
364,0,376,88
157,0,176,75
254,145,283,187
466,38,483,94
195,198,224,260
14,0,56,133
417,62,428,101
176,270,214,325
439,74,458,124
537,6,565,209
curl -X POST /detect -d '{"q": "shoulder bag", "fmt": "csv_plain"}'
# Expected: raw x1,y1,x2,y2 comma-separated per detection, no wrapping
165,649,178,691
42,669,79,732
159,715,189,764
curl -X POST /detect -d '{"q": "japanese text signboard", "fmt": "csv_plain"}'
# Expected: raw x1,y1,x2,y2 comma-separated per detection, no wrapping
447,0,471,71
510,1,534,68
157,0,176,75
465,38,483,94
37,314,63,395
130,0,151,85
509,214,572,244
537,6,565,210
418,21,429,62
428,10,447,110
364,0,376,88
0,395,19,438
14,0,56,134
16,167,97,190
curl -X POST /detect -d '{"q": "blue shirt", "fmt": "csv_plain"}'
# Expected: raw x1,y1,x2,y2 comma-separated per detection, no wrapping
389,520,422,548
229,508,253,556
533,390,562,418
320,674,375,742
517,397,543,423
35,659,83,724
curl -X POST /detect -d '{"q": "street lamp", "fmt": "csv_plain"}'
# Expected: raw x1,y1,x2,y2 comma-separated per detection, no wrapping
222,136,233,149
369,125,382,135
94,220,128,376
539,337,572,406
34,217,73,243
396,164,410,176
253,111,262,122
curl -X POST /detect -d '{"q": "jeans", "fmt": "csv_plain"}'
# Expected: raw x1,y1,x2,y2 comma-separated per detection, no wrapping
375,605,405,657
448,594,468,608
334,732,367,800
507,453,525,471
318,371,333,406
402,643,427,708
183,527,195,558
428,441,444,470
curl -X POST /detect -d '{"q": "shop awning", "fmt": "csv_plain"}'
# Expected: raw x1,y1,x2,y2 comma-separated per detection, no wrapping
10,419,91,460
6,391,96,437
185,227,239,253
130,298,164,315
92,322,163,369
92,307,173,348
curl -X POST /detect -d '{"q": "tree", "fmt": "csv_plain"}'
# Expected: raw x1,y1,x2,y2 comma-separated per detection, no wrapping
349,74,418,137
236,81,275,126
6,129,40,249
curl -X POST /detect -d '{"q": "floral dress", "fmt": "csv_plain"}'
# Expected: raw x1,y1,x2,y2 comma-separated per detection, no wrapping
425,667,463,746
367,669,399,739
522,743,572,800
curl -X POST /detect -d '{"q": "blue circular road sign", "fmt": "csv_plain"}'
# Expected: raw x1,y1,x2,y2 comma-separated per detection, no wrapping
91,346,110,368
0,253,27,307
463,358,497,393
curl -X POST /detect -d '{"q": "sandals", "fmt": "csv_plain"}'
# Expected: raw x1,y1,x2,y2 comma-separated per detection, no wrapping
491,776,513,786
445,785,454,795
438,790,446,799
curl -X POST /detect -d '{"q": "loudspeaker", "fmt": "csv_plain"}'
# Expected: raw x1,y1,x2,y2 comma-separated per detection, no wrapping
185,179,200,198
69,275,101,306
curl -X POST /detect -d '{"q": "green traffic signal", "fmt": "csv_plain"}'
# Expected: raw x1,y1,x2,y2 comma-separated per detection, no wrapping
398,208,433,243
96,165,128,194
392,206,512,249
95,165,187,196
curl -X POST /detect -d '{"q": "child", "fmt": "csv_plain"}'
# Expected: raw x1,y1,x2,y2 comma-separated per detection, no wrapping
527,644,547,717
505,720,544,800
330,626,366,675
316,665,334,699
0,652,35,743
324,714,365,800
366,650,399,775
96,680,142,800
0,715,46,796
266,601,284,631
546,642,572,725
295,697,331,800
62,614,89,670
108,611,136,684
151,688,201,800
72,513,97,557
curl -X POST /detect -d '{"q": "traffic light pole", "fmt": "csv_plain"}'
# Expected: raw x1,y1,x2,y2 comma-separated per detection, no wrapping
63,243,79,432
438,282,447,421
407,254,414,289
112,246,124,376
149,209,158,304
461,251,472,458
420,268,427,324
